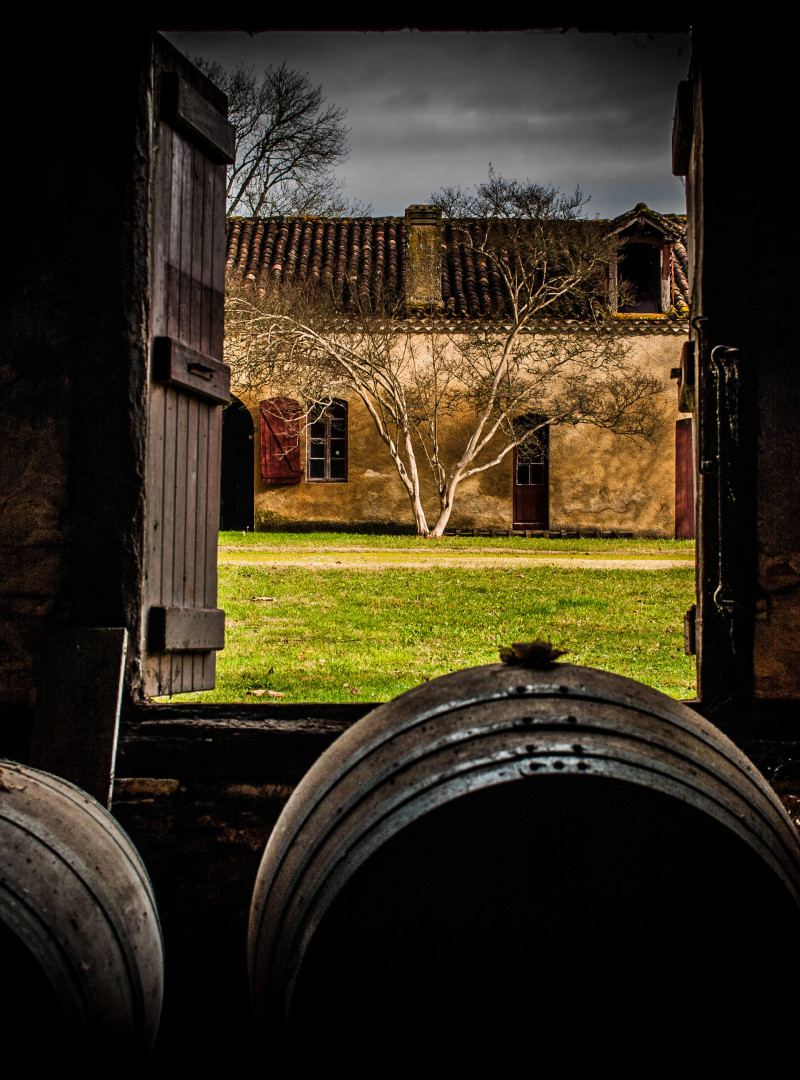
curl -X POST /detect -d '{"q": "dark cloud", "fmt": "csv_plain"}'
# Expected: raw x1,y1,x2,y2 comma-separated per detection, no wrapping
164,28,689,218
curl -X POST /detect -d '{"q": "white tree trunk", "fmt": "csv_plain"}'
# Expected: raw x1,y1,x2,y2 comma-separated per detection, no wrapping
409,494,430,537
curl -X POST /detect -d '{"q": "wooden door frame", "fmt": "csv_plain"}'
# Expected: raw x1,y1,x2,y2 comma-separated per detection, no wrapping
512,425,550,529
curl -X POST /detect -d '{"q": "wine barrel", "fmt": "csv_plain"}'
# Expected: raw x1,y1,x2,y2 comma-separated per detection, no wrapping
249,663,800,1064
0,760,164,1059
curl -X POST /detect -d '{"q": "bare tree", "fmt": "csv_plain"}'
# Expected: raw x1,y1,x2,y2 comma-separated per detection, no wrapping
226,173,665,537
195,59,369,217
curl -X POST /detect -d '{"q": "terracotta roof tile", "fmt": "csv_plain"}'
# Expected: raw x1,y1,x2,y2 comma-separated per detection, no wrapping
226,209,689,323
672,240,690,311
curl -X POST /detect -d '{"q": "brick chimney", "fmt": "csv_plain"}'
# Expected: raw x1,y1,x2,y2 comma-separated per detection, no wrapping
405,205,443,311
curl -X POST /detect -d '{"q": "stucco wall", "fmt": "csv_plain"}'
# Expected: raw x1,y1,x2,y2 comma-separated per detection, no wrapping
246,329,686,536
550,335,682,535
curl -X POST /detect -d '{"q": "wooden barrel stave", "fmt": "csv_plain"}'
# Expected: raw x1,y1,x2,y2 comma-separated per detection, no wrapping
0,760,164,1055
248,664,800,1062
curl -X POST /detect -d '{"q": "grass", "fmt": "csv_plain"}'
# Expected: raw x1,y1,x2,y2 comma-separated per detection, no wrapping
159,533,697,704
219,530,694,556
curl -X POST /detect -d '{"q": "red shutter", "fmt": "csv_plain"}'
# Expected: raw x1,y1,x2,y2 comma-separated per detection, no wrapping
260,398,302,484
675,417,695,540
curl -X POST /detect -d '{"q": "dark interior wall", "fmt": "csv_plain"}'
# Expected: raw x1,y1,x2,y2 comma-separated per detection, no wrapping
2,37,152,641
689,27,800,707
112,702,369,1066
1,33,153,747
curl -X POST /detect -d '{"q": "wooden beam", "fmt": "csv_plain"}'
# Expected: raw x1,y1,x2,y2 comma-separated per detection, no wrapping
29,627,128,808
148,606,225,651
152,336,231,404
162,73,235,164
118,706,371,785
672,79,693,177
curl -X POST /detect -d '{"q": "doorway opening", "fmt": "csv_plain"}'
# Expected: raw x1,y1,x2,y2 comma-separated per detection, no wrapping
220,396,254,531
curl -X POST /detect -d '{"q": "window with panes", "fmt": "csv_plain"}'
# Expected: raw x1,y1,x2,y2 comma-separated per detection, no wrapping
307,400,348,481
514,418,548,485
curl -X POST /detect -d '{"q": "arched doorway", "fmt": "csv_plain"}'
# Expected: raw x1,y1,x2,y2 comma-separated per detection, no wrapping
220,396,254,531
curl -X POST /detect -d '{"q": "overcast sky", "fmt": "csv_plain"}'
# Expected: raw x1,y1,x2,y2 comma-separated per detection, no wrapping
163,28,690,220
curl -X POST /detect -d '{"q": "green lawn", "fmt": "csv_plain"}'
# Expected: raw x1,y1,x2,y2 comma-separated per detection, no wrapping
157,533,697,704
217,530,694,556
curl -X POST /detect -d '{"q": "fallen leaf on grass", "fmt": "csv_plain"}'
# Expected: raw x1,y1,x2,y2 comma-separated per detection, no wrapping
246,689,286,698
250,596,277,602
349,687,361,695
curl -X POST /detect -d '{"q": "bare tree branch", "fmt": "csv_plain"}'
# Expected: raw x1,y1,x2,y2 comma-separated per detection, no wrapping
195,58,370,217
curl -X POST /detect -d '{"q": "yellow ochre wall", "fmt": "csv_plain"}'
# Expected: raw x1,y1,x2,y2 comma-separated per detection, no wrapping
241,330,686,536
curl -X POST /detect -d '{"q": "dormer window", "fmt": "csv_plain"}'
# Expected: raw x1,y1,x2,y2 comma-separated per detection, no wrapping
618,242,663,313
609,205,679,316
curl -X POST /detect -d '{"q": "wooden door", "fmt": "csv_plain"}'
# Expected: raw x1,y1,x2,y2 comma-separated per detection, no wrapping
513,423,549,528
674,417,695,540
142,40,235,696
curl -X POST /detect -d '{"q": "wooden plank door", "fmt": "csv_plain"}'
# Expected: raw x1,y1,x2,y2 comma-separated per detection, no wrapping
675,417,695,540
513,422,549,529
142,39,234,697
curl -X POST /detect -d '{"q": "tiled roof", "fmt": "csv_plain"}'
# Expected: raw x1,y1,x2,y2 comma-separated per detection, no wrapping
227,217,406,309
226,207,689,323
610,203,686,240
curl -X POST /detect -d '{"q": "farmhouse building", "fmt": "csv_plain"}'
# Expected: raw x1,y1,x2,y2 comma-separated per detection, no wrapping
223,203,692,536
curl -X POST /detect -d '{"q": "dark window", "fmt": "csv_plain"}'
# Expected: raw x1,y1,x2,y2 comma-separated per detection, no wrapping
516,435,547,486
307,400,348,482
618,242,662,313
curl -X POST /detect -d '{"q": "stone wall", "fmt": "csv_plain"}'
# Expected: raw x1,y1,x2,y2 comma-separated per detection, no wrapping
0,34,153,754
0,319,70,709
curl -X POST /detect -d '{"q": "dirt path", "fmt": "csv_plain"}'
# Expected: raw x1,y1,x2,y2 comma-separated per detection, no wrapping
219,549,694,572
